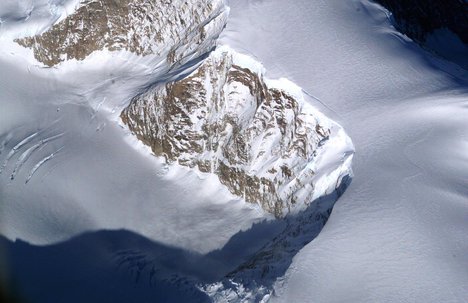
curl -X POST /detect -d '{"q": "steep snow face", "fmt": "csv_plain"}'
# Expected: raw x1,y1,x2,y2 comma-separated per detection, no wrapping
122,46,353,217
15,0,228,67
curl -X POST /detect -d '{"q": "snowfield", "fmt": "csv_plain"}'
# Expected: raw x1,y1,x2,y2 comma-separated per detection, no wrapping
219,0,468,302
0,0,467,302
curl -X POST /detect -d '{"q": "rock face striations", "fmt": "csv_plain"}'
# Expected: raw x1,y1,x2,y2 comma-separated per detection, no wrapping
121,47,344,217
15,0,228,67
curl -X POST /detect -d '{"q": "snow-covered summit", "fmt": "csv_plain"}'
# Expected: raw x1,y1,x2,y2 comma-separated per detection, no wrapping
122,46,353,217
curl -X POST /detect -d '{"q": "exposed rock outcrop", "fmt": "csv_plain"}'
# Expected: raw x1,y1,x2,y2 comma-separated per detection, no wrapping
121,47,344,217
15,0,228,67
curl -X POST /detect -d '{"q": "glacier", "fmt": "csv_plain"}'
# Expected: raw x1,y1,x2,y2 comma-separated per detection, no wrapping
0,0,467,302
219,0,468,302
0,0,354,302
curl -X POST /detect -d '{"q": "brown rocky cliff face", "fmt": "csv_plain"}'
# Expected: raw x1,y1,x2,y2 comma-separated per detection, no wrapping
15,0,225,67
121,49,331,217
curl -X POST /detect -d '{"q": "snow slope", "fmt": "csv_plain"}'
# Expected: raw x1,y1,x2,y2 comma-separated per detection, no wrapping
0,1,353,301
219,0,468,302
0,0,466,302
0,0,263,253
0,0,351,248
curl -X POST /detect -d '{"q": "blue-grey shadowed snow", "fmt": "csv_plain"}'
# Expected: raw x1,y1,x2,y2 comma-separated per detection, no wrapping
374,0,468,70
134,46,216,98
0,179,351,303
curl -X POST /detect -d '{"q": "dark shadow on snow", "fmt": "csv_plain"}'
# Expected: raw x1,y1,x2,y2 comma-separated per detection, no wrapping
0,176,351,303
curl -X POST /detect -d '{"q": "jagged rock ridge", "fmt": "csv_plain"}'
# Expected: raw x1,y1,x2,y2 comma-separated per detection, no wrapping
121,47,335,217
15,0,227,67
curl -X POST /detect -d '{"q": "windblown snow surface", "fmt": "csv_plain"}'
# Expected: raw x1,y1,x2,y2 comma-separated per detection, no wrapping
219,0,468,302
0,0,467,302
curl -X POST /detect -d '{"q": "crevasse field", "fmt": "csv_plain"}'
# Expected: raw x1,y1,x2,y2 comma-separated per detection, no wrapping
1,0,467,302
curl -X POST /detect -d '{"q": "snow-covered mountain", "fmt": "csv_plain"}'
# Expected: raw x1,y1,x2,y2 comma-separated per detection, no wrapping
122,46,352,217
1,0,229,114
0,0,467,302
15,0,228,67
0,0,354,302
